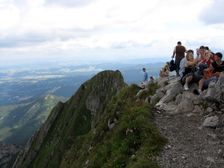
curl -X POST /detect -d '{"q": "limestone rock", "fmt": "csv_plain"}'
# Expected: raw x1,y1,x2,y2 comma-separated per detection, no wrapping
175,97,194,113
202,116,219,128
218,114,224,128
206,107,213,113
159,81,182,104
192,105,203,113
150,94,160,105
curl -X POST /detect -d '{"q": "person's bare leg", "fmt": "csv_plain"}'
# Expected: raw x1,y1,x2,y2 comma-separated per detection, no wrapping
198,78,204,93
184,75,193,90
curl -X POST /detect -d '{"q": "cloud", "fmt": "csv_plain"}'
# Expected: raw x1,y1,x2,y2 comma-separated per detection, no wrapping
0,32,59,48
200,0,224,24
45,0,95,7
0,26,103,49
0,0,223,64
111,41,153,49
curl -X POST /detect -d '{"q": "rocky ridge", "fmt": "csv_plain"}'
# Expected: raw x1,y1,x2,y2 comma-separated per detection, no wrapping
150,76,224,168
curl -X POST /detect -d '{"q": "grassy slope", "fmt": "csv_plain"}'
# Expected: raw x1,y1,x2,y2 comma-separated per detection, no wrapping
28,70,126,168
59,83,167,168
17,71,166,168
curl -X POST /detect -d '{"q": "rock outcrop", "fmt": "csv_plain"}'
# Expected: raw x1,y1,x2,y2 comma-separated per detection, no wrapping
153,75,224,168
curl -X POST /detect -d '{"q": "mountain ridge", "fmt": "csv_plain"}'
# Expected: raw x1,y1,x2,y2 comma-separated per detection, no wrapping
13,70,166,168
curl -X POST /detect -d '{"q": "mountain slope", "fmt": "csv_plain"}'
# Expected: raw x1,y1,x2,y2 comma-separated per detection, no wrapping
0,94,65,145
13,70,166,168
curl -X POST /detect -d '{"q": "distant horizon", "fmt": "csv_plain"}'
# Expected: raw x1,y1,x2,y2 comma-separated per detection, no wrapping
0,55,169,68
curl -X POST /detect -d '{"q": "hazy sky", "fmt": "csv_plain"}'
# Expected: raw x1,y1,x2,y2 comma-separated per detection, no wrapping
0,0,224,64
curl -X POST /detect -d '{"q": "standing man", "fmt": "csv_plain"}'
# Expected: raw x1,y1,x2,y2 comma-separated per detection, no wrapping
142,68,148,84
140,68,148,88
172,41,186,76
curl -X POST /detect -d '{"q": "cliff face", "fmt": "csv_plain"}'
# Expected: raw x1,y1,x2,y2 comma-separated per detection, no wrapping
13,70,166,168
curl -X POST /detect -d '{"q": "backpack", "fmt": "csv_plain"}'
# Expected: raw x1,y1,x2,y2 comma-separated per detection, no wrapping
169,59,176,72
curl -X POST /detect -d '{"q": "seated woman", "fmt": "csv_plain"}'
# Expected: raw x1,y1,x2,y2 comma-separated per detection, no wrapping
195,47,214,77
180,50,197,90
160,63,169,77
198,52,224,93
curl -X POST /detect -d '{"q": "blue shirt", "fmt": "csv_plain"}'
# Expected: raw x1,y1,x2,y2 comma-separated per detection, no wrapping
143,72,148,82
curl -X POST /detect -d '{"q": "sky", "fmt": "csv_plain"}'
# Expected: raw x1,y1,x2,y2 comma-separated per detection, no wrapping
0,0,224,65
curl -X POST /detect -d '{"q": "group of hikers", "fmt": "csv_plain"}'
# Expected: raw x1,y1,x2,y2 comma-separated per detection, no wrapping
167,41,224,93
142,41,224,94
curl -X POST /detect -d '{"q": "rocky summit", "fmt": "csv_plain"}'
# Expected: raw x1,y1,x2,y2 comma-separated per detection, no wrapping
152,76,224,168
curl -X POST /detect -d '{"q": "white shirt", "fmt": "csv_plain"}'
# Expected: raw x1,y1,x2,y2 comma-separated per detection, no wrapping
179,57,187,77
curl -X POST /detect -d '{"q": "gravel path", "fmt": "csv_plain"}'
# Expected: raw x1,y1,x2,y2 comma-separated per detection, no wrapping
154,110,224,168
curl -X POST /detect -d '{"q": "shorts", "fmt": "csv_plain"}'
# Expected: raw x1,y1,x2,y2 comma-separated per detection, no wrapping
180,73,193,85
203,76,218,90
180,72,202,85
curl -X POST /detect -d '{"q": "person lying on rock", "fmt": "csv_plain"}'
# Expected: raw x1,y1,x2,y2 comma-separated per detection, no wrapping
198,52,224,94
179,50,197,90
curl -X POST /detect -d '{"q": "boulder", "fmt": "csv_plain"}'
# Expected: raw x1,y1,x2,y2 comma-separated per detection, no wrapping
202,116,219,128
159,81,182,104
175,97,194,114
218,114,224,128
192,105,203,113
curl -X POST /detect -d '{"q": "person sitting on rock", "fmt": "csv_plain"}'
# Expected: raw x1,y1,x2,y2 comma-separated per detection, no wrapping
136,68,150,100
180,50,197,90
160,63,170,77
195,46,214,78
198,52,224,93
149,76,155,83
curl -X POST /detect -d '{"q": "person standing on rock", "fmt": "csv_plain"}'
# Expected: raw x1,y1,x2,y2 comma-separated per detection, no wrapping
136,68,149,99
141,68,148,88
172,41,186,76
